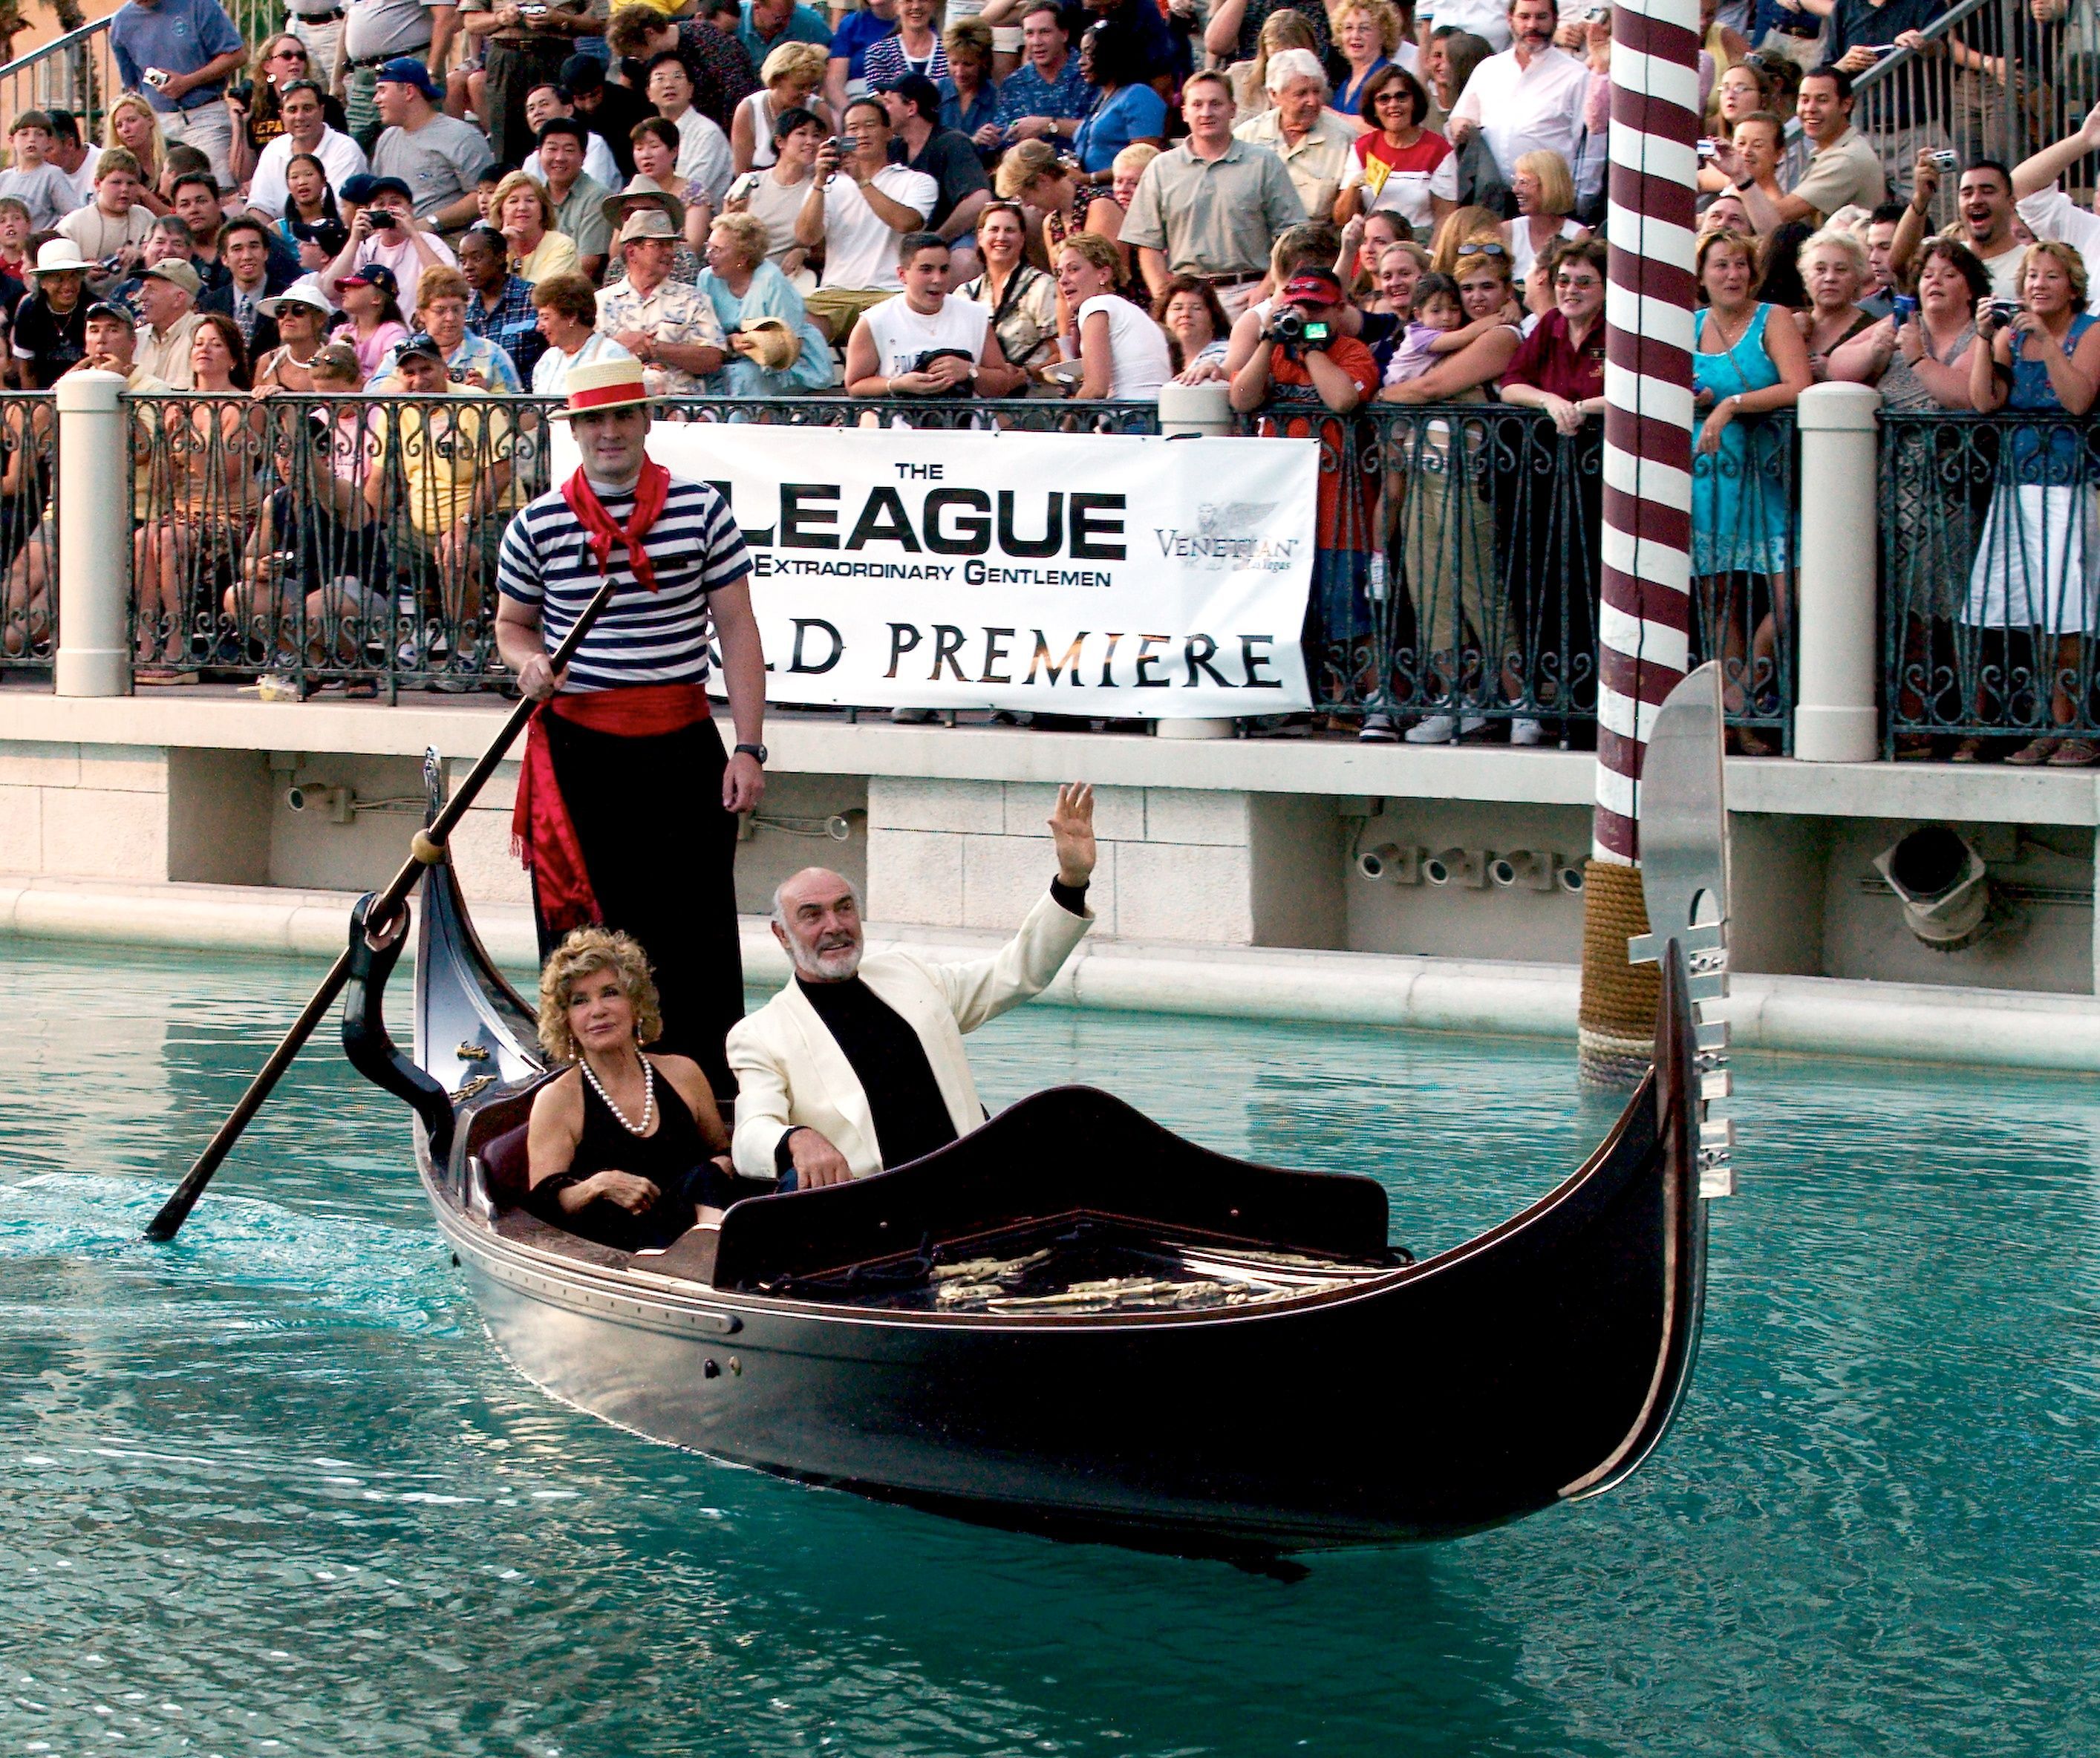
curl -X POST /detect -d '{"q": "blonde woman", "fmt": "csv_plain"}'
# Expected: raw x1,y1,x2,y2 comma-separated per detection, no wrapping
1109,141,1158,210
1793,225,1873,380
1226,9,1320,122
1501,149,1587,284
1055,229,1171,399
492,170,579,283
734,41,830,172
1331,0,1406,122
864,0,949,85
994,137,1122,269
104,94,171,218
525,927,734,1252
1963,240,2100,766
1428,202,1504,274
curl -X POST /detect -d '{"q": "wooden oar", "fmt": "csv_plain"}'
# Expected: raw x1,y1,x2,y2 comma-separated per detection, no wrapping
144,572,625,1244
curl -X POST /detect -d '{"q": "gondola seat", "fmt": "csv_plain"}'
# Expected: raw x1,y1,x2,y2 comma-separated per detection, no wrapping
478,1121,533,1208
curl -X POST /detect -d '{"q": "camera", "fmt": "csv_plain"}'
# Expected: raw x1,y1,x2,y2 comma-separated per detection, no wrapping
144,67,170,89
1892,292,1918,321
226,79,255,107
369,210,398,231
1991,298,2020,326
1697,137,1720,162
1268,307,1331,350
1927,147,1960,172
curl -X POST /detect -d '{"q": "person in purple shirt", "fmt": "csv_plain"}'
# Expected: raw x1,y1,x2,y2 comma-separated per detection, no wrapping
108,0,248,187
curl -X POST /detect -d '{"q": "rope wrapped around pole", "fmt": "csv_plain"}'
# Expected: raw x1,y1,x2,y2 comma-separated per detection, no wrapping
1582,0,1700,1088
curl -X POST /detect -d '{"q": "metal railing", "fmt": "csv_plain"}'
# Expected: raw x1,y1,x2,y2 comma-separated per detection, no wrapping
1881,407,2100,752
1776,0,2100,219
126,390,554,698
105,390,1800,741
0,19,120,158
0,392,56,671
1227,402,1791,748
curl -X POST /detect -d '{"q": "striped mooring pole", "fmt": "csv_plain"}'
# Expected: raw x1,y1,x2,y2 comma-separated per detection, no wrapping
1579,0,1701,1088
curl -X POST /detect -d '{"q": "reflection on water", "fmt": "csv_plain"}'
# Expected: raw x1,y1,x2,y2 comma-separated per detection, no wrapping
1,940,2096,1757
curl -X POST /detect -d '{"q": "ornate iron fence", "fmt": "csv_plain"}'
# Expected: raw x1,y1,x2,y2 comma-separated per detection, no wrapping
1228,402,1790,749
1882,407,2100,756
125,389,555,698
111,388,1796,742
0,391,57,671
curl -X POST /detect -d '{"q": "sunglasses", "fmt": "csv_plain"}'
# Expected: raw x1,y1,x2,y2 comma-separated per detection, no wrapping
1373,89,1414,105
1458,242,1509,259
271,45,309,59
1555,273,1602,288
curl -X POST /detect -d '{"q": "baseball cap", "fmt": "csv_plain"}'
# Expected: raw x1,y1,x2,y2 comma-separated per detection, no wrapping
560,53,606,94
140,258,203,296
395,331,446,365
375,56,440,100
83,300,132,324
1279,268,1345,307
339,261,400,296
876,71,942,117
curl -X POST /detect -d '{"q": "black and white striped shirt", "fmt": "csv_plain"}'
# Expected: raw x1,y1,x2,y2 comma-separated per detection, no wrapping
496,475,752,693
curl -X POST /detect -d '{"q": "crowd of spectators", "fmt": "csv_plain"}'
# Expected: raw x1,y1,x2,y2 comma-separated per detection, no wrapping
0,0,2097,745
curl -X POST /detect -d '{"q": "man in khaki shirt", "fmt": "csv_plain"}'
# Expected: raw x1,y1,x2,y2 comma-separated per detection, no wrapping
1121,68,1305,314
1232,50,1353,228
131,260,204,389
1737,65,1886,231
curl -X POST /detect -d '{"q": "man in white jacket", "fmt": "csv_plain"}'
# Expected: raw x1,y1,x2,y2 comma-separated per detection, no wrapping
728,782,1097,1187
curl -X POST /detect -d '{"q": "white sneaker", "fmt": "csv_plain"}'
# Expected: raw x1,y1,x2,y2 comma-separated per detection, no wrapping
1358,712,1398,742
1403,713,1488,745
1510,717,1545,746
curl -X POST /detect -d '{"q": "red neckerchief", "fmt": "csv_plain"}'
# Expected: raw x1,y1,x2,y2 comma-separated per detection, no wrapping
561,458,671,594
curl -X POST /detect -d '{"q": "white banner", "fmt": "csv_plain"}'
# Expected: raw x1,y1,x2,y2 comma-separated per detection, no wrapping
555,422,1319,715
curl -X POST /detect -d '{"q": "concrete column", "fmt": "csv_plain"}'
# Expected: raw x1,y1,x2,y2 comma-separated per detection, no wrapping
1155,381,1233,437
1151,388,1237,738
53,370,131,697
1793,382,1881,763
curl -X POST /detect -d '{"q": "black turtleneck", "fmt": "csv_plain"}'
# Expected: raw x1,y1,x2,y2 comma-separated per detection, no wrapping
777,878,1089,1174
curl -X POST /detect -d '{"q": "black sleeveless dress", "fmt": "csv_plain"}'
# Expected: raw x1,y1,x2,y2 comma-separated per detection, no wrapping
530,1062,713,1252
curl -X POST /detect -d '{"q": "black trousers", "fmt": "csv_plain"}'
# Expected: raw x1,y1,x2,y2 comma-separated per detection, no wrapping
537,712,744,1101
483,36,575,167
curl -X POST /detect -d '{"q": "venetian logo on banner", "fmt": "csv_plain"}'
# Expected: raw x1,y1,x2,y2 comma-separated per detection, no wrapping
555,422,1320,715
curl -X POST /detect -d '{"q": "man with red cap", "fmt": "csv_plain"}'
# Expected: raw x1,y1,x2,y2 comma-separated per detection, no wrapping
494,356,769,1101
1229,266,1381,723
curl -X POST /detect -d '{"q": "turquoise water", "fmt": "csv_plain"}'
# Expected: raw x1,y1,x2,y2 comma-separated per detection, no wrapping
2,940,2097,1757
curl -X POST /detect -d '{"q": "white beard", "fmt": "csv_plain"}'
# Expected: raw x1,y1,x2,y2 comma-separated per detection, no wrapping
789,937,863,982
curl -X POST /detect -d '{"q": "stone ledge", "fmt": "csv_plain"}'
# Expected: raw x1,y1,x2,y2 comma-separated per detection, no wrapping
3,871,2097,1072
3,689,2093,823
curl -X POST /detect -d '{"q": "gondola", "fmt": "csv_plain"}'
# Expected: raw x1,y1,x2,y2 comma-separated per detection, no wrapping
341,667,1737,1559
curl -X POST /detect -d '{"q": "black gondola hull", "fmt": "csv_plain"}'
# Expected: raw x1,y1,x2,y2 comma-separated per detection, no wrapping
378,812,1709,1555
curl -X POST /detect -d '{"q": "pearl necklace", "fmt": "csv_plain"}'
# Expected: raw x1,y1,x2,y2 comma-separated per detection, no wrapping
581,1053,656,1137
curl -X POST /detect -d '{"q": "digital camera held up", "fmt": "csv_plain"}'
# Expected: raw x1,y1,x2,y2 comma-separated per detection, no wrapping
1267,267,1346,355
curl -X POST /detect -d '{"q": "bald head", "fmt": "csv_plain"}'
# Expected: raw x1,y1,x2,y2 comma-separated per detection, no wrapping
771,866,864,981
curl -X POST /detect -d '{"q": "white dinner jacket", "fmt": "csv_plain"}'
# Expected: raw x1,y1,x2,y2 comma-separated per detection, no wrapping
726,889,1093,1180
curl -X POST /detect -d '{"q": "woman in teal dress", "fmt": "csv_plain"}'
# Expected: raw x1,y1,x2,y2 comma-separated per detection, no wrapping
696,212,836,396
1689,228,1812,748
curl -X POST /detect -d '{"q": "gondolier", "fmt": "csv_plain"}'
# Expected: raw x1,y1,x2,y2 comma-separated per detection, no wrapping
494,356,768,1100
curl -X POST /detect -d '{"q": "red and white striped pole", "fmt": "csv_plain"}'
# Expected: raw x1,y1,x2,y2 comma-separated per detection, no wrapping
1579,0,1701,1088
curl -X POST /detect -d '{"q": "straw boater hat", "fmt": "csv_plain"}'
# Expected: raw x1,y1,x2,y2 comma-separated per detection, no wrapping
740,316,800,373
601,179,685,236
550,356,664,419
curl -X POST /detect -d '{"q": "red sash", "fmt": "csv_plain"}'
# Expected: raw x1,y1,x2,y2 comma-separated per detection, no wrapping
512,683,714,935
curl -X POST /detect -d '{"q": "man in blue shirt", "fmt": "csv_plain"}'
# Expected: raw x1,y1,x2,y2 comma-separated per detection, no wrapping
994,1,1094,143
737,0,831,66
108,0,247,186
